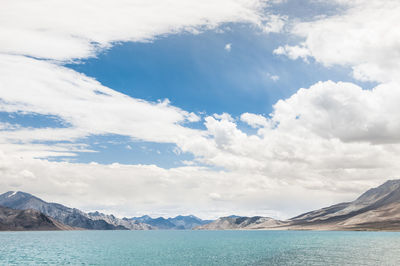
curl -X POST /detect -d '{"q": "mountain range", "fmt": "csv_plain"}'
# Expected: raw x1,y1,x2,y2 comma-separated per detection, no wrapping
0,191,211,230
3,179,400,231
196,179,400,231
127,215,212,230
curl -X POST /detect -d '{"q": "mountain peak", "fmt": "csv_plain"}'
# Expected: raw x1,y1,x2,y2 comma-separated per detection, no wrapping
172,215,200,220
4,191,22,197
4,191,17,198
0,191,43,202
355,179,400,203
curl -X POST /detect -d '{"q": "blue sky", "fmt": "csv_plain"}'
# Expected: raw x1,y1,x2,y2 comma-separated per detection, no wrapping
68,24,357,117
63,22,374,167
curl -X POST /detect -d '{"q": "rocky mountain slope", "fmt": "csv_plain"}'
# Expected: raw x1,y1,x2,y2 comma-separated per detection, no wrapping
0,191,212,230
287,179,400,230
197,180,400,231
0,191,142,230
0,206,74,231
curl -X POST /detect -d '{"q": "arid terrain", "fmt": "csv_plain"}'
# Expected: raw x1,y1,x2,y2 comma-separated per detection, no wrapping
196,180,400,231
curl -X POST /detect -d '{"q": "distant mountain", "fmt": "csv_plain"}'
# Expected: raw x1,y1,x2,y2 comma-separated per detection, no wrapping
144,217,176,229
195,216,284,230
129,215,152,223
197,180,400,231
88,211,153,230
0,191,131,230
0,205,74,231
168,215,213,230
128,215,212,229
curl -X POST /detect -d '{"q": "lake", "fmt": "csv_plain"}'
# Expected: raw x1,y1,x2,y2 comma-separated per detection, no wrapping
1,230,399,265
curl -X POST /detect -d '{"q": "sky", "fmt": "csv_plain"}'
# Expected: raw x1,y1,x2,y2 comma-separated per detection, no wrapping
1,0,400,219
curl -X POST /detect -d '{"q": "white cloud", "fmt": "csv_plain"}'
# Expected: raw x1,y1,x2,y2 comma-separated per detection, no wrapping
266,72,280,81
275,0,400,82
224,43,232,52
0,0,272,61
240,113,269,128
270,75,279,81
262,14,287,33
271,81,400,144
213,113,234,122
273,43,310,61
0,54,203,156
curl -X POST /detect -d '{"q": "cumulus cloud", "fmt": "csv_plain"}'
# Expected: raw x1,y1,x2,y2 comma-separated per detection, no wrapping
271,81,400,144
240,113,269,128
274,0,400,82
273,43,311,61
200,81,400,175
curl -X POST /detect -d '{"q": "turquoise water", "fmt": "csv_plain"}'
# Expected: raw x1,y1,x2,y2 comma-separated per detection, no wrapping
1,230,400,265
